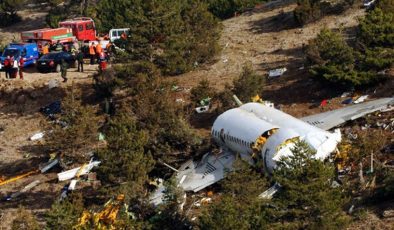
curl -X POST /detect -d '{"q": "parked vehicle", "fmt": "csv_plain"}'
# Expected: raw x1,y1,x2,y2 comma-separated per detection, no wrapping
109,28,130,42
0,43,39,67
59,17,97,41
21,28,76,53
36,51,76,72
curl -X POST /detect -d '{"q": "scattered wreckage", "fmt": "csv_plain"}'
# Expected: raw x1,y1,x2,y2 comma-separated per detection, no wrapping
151,97,394,204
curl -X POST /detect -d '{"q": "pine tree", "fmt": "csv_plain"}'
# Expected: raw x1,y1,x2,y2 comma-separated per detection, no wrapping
45,193,85,229
150,178,190,230
272,141,350,229
97,110,154,201
94,0,220,75
45,88,99,162
232,64,265,103
199,159,270,230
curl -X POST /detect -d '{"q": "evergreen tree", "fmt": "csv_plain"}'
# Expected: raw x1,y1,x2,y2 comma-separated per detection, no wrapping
0,0,24,26
305,28,374,86
199,159,270,230
190,78,215,106
232,64,265,103
45,193,85,229
150,178,190,230
46,88,99,162
94,0,220,75
272,141,350,229
97,110,154,201
204,0,264,19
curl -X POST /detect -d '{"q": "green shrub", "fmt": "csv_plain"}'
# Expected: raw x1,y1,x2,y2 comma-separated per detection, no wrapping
0,0,23,27
306,28,383,86
294,0,354,25
204,0,264,19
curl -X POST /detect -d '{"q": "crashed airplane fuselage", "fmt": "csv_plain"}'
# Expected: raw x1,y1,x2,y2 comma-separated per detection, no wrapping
175,98,394,193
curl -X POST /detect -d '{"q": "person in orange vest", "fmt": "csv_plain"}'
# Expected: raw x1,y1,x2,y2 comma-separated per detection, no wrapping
95,43,102,63
89,42,96,65
19,58,24,80
42,43,49,55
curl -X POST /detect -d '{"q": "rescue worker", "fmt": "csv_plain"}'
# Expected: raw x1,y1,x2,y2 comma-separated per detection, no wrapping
106,42,113,62
19,58,24,80
42,43,49,55
4,56,11,79
77,51,84,72
60,59,68,83
55,40,63,52
121,32,127,40
95,43,102,63
89,42,96,65
98,52,107,73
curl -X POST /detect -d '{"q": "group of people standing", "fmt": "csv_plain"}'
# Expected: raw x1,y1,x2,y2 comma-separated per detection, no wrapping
1,55,24,80
1,39,114,82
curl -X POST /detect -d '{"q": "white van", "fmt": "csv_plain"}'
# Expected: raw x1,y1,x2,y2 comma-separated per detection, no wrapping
109,28,130,42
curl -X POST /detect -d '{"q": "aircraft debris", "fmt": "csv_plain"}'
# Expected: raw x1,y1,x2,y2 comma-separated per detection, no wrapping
258,183,281,199
57,159,101,181
40,100,61,119
342,98,353,104
195,105,209,113
30,131,45,141
176,98,185,103
383,209,394,218
268,67,287,79
3,180,40,201
0,170,39,186
149,178,166,206
353,95,368,104
195,197,212,207
195,97,211,113
341,92,352,98
48,79,59,89
40,157,60,173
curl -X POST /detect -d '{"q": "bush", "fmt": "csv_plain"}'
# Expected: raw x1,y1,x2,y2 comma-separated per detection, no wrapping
199,159,269,229
215,64,265,112
0,0,24,27
12,206,39,230
97,110,154,201
190,79,216,106
45,193,85,229
204,0,264,19
45,88,99,162
232,64,265,102
45,6,67,28
306,28,382,86
294,0,354,25
294,0,322,25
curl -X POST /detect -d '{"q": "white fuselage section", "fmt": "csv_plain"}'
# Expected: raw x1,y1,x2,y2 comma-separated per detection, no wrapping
211,103,341,174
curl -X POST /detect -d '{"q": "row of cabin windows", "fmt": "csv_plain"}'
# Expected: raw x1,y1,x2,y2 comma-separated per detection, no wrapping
212,129,251,148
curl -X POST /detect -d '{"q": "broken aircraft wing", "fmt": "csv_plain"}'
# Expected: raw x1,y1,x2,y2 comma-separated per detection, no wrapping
176,150,236,192
301,97,394,130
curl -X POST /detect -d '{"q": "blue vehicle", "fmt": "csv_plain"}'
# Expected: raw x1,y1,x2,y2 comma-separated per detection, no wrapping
1,43,39,68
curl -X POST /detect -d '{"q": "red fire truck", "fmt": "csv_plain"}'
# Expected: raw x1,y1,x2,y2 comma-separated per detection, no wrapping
21,27,76,52
58,17,97,41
